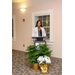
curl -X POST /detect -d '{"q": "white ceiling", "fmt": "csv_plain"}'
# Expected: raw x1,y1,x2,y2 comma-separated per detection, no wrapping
12,0,27,3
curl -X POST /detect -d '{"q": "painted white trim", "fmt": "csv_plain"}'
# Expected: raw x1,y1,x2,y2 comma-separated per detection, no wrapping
47,43,53,46
12,38,16,41
12,15,16,41
32,9,53,45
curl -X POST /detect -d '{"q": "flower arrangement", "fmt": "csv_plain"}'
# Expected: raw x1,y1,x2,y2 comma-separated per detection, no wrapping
37,55,51,64
37,55,51,74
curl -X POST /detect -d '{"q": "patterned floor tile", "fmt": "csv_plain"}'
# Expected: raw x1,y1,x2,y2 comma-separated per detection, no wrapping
12,50,62,75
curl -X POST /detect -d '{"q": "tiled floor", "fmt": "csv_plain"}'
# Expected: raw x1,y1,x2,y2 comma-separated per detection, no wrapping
12,50,62,75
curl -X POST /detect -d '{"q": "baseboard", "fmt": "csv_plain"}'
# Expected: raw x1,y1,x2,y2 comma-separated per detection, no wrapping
12,49,25,52
12,49,62,60
50,57,62,60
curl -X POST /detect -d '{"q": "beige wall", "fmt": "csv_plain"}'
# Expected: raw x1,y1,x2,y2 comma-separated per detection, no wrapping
12,0,62,58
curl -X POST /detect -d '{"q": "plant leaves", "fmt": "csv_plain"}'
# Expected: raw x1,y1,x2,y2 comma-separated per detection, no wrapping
23,44,53,64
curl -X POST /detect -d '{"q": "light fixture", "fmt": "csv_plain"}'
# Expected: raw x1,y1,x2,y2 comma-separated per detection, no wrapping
20,8,25,12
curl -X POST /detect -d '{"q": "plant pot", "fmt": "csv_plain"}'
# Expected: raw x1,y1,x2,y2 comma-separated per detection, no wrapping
39,64,48,74
47,63,49,69
32,63,39,70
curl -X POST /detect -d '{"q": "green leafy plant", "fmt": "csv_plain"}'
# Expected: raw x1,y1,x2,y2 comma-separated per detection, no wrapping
23,43,53,65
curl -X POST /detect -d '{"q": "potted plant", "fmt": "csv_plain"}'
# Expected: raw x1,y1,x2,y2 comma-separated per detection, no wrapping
37,55,51,74
23,45,39,70
35,43,53,69
23,43,53,70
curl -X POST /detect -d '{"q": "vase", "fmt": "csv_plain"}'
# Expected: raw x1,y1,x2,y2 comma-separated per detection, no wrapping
39,64,48,74
32,63,39,70
47,63,49,69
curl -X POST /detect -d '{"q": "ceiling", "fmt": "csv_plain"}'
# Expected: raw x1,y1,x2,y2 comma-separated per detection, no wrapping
12,0,27,3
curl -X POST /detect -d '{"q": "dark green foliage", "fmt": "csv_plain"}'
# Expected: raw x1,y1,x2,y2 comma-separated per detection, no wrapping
23,44,53,65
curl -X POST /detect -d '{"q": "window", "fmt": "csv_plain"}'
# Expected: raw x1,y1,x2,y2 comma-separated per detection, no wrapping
39,15,50,40
12,15,16,41
32,10,53,45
